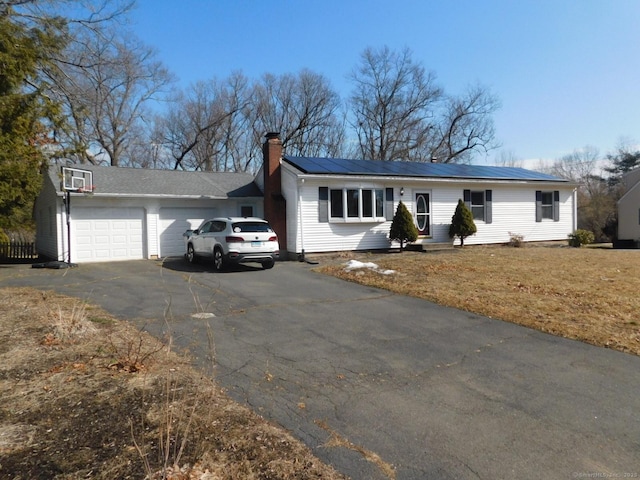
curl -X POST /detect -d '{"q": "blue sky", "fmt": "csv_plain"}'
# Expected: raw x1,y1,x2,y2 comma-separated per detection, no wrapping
129,0,639,165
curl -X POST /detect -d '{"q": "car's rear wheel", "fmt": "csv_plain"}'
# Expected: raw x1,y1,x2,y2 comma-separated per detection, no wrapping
262,258,275,270
213,248,224,271
186,244,197,264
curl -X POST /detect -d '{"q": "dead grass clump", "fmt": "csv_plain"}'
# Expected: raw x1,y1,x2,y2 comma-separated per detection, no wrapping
319,246,640,356
52,300,98,341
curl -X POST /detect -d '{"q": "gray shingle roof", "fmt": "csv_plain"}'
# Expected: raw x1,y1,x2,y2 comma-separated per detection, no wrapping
284,156,569,182
47,164,262,198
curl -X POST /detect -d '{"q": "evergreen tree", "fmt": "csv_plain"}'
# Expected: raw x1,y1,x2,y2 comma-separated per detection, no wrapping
604,148,640,189
0,10,64,230
389,201,418,251
448,199,477,247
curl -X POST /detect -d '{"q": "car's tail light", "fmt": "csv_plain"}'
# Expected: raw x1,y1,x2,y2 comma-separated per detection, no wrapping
268,236,278,242
225,236,244,243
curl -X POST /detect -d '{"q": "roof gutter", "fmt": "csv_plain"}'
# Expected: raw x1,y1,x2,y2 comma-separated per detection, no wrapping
290,172,578,187
54,192,261,199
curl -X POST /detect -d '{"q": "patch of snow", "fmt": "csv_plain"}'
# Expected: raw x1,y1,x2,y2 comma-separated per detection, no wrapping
344,259,395,275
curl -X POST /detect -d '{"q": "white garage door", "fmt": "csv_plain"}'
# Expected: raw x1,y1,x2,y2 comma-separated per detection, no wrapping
158,208,216,257
72,207,145,263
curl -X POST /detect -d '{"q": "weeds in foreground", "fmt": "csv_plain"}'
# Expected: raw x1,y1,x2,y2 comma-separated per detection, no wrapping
52,300,97,341
107,328,167,373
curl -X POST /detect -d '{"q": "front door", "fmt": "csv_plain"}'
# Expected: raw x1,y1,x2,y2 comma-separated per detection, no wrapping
415,193,431,236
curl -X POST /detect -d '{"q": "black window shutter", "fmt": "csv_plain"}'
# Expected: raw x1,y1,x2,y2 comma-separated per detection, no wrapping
385,188,395,221
318,187,328,223
535,191,542,222
385,188,394,201
485,190,492,224
553,190,560,222
463,189,471,209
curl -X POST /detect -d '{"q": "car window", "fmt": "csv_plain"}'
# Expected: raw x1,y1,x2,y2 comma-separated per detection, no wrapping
232,222,272,233
211,221,226,233
199,221,212,233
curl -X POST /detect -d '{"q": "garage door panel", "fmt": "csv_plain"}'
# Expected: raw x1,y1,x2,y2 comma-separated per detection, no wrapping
72,207,145,263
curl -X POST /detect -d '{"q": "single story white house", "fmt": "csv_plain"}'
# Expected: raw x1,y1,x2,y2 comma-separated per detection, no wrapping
616,168,640,247
35,133,577,263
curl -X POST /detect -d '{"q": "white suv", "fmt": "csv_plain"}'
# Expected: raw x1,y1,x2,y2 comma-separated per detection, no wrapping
184,217,280,271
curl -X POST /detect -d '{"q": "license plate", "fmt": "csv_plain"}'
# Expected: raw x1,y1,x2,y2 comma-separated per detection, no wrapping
251,241,262,247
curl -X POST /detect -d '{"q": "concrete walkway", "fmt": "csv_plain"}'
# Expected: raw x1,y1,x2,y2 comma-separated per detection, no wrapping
2,258,639,479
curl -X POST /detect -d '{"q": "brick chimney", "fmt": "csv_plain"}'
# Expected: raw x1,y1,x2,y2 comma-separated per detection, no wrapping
262,132,287,256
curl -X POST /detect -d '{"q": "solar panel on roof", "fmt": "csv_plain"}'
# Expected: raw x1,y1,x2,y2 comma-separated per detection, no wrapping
283,156,567,182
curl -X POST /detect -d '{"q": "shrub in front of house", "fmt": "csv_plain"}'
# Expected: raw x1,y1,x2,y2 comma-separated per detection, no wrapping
568,229,595,247
449,199,477,247
508,232,525,247
389,201,419,251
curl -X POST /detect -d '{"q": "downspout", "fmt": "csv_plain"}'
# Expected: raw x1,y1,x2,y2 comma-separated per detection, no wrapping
298,178,305,259
573,187,578,232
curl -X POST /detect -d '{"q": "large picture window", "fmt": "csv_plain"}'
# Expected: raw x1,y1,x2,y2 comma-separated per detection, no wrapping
328,187,386,221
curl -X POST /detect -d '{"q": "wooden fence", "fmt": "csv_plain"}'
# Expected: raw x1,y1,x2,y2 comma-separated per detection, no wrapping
0,242,38,261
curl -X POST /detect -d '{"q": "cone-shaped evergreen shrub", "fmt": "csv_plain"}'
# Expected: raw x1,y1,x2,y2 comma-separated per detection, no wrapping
448,199,477,247
389,201,418,251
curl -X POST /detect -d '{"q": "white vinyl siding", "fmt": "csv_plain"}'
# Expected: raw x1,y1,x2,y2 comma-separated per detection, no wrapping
287,179,395,253
34,178,62,261
617,178,640,240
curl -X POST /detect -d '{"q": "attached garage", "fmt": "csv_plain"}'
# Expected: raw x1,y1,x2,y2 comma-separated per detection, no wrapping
72,207,145,262
158,207,216,258
35,164,263,264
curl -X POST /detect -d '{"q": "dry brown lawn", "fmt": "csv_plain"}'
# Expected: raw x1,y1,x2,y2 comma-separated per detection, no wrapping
0,287,347,479
317,244,640,357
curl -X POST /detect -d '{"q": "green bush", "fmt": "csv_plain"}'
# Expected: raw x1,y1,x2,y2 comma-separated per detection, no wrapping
568,229,595,247
0,229,9,244
389,201,418,251
448,199,477,247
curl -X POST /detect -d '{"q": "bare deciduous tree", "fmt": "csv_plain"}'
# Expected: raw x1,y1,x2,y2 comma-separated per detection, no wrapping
547,146,615,241
51,27,174,166
348,46,499,163
348,46,441,161
252,69,344,158
494,149,523,168
157,69,344,172
432,84,500,163
158,72,252,171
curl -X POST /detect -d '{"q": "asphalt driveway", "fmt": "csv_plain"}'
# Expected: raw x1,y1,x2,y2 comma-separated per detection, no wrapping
2,258,639,479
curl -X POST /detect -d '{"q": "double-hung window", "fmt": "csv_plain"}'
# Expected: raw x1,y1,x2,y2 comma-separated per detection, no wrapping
326,187,385,222
463,190,493,223
536,190,560,222
541,192,553,219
